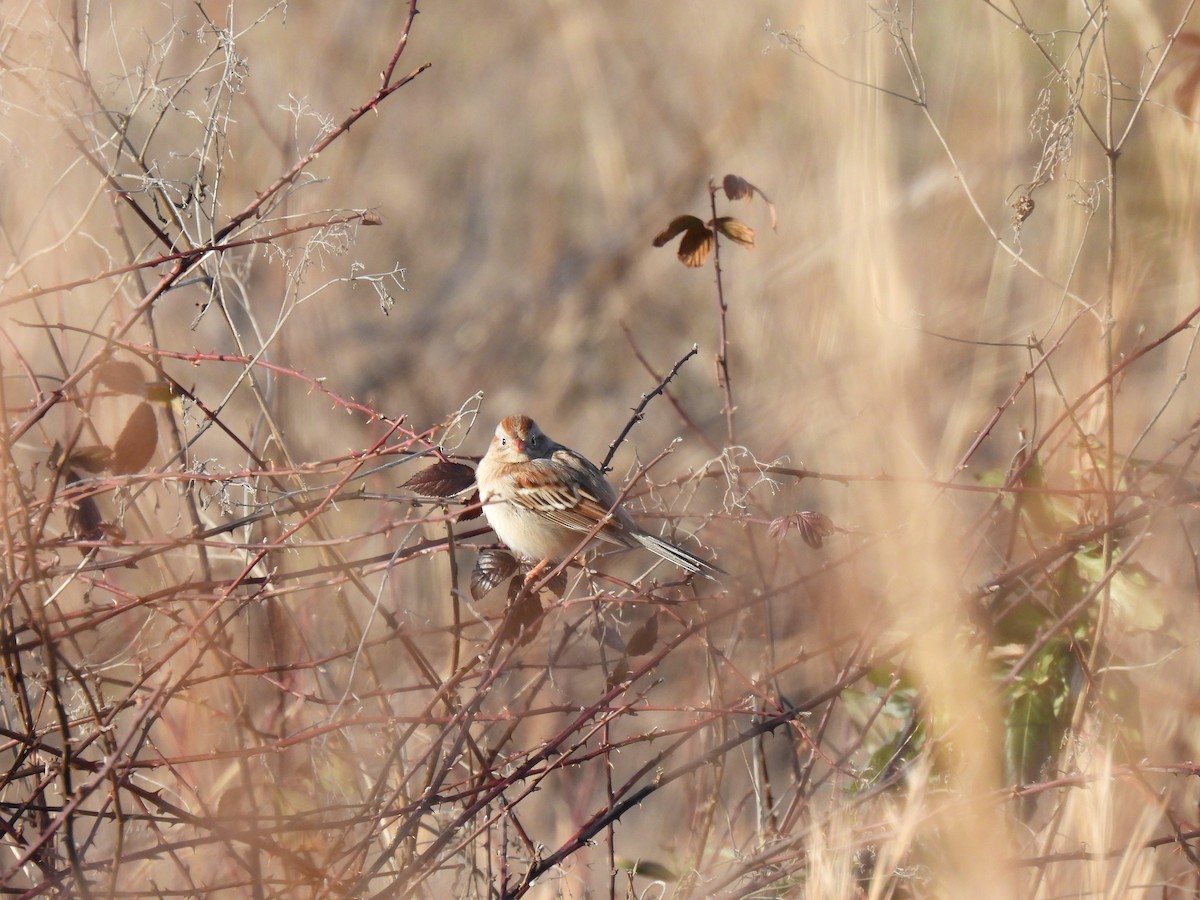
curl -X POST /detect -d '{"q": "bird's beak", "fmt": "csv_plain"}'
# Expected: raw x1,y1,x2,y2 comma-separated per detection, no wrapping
512,437,525,454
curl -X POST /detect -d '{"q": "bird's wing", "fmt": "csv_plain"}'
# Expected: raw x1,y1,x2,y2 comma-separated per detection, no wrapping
509,454,637,549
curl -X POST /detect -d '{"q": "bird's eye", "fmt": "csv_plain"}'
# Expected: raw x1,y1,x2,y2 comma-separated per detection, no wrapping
499,436,507,447
528,434,539,448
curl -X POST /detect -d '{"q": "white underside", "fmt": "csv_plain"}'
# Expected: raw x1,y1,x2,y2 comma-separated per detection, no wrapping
482,498,592,562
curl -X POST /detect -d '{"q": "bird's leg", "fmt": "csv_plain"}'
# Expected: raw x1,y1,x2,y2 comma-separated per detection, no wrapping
522,558,551,586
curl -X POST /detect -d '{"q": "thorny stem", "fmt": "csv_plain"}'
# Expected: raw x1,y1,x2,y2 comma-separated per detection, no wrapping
601,343,699,471
709,179,736,446
1093,0,1118,690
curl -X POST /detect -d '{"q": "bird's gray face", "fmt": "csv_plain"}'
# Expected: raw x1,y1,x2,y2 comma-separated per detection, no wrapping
522,422,554,460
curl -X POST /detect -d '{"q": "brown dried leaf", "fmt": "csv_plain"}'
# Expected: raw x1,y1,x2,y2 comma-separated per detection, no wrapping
471,548,518,600
1173,33,1200,117
678,225,713,268
1012,194,1035,227
457,488,483,522
362,211,384,226
653,215,715,267
63,471,104,541
762,196,779,232
722,174,752,201
401,460,477,498
714,217,755,248
95,361,147,395
1176,67,1200,118
543,569,568,599
626,612,659,656
96,521,126,543
501,580,544,645
67,445,114,473
606,658,631,690
722,173,778,230
768,511,837,548
652,215,705,247
594,619,626,653
66,497,105,541
796,511,836,549
111,402,158,475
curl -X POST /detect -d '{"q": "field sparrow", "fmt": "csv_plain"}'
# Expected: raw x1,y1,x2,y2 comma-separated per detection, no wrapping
475,415,722,576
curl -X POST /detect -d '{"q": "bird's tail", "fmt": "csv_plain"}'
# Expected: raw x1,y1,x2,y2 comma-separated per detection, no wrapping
634,532,725,578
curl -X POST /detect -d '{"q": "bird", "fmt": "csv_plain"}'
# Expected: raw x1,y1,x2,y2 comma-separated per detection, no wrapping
474,414,723,577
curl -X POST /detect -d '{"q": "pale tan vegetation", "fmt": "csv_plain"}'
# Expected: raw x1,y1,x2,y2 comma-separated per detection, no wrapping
3,1,1200,897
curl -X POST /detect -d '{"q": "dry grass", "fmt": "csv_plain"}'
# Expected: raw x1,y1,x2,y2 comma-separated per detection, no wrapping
3,1,1200,897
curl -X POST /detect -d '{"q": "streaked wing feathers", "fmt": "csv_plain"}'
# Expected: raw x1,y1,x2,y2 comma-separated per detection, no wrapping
510,455,635,549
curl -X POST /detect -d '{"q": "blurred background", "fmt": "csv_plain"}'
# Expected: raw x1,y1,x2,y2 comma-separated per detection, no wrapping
4,0,1200,896
9,1,1198,477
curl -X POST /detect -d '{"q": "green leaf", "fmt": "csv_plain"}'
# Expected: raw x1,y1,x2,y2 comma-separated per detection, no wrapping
864,665,919,692
1005,686,1054,786
1073,551,1165,632
1099,666,1145,760
1018,452,1078,537
993,596,1056,645
861,720,926,787
616,858,677,881
1004,640,1073,786
975,467,1009,490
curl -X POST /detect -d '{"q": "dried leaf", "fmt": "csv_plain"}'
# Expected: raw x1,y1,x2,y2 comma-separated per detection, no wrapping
361,211,384,226
1012,195,1035,226
401,460,477,498
67,445,114,473
216,782,254,817
65,495,104,541
111,402,158,475
63,471,104,541
542,569,568,599
767,517,789,542
796,511,836,549
626,612,659,656
677,225,713,268
653,214,716,267
722,173,753,201
606,658,631,690
457,488,483,522
501,580,544,645
593,619,626,653
471,548,518,600
96,522,126,543
768,511,837,548
95,361,147,395
763,197,779,232
721,173,778,230
1172,33,1200,117
652,215,705,247
144,381,176,404
714,217,755,248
